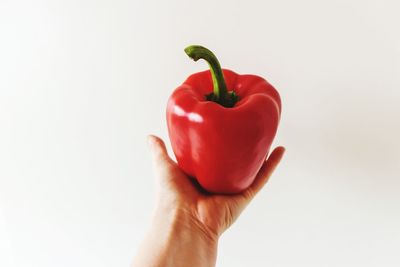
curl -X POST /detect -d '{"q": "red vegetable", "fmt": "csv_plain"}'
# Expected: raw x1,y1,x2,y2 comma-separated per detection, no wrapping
166,45,281,194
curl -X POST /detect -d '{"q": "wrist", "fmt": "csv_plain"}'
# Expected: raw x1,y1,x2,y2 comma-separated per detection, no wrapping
152,204,219,267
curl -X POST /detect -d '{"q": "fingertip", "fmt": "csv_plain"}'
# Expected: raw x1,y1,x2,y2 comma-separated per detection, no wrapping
147,134,165,149
270,146,286,161
153,135,166,150
147,134,170,161
147,135,156,149
274,146,285,154
244,146,286,198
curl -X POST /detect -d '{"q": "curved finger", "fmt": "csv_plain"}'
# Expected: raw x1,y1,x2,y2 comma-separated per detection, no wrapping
242,146,285,200
148,135,168,160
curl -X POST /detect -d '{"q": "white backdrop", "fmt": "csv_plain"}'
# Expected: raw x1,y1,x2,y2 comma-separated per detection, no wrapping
1,0,399,266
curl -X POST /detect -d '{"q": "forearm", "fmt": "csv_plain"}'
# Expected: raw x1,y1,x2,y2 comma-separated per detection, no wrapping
132,205,218,267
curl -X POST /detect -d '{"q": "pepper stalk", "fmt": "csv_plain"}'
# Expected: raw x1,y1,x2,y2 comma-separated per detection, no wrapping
184,45,239,108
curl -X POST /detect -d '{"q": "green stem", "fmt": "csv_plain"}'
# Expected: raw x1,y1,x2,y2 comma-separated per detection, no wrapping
184,45,229,103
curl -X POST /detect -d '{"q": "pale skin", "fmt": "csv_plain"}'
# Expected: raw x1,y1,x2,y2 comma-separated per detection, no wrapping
132,135,285,267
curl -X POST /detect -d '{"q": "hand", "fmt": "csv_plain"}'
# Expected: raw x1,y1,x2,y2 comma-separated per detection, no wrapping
148,134,285,239
132,135,285,267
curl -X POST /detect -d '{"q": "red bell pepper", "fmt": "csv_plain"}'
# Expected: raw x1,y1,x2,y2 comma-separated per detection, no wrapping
166,45,281,194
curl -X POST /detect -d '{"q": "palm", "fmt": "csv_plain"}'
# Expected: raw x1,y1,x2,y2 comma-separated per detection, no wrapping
151,136,285,239
156,146,284,237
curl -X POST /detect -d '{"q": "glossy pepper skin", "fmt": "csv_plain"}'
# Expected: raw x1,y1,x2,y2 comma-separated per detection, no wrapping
166,46,281,194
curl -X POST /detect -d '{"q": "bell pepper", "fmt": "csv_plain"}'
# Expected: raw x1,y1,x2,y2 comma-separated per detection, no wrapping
166,45,281,194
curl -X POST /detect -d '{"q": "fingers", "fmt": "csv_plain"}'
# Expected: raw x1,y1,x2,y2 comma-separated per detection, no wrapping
147,135,172,167
242,146,285,199
147,135,195,195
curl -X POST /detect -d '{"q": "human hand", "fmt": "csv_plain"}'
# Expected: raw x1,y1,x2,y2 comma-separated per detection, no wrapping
132,135,284,267
148,134,285,240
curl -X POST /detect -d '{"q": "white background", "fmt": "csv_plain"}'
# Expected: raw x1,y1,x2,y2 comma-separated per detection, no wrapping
1,0,399,266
